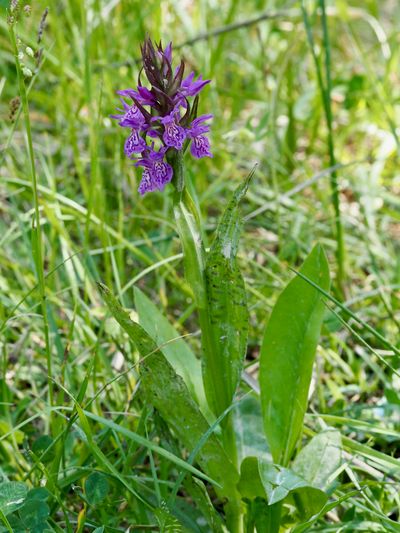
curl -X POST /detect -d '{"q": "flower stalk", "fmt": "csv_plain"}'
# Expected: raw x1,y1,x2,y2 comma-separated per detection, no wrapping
170,155,243,533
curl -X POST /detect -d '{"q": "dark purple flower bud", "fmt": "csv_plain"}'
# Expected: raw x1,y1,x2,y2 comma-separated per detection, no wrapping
137,86,156,105
163,42,172,64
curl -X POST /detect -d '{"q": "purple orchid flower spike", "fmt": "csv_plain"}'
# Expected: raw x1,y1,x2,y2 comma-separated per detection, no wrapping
111,36,213,194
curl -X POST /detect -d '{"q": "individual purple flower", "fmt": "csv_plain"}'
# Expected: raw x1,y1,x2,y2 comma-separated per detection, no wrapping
190,135,213,159
124,129,147,158
118,87,156,106
186,114,213,158
179,72,210,98
136,146,173,195
111,98,145,128
156,111,187,150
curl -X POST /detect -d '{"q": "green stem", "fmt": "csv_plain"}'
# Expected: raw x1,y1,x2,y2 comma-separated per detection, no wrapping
319,0,345,295
170,152,220,411
302,0,345,296
9,21,53,409
170,152,242,532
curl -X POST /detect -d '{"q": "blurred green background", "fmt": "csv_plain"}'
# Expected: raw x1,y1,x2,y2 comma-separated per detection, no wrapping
1,0,400,530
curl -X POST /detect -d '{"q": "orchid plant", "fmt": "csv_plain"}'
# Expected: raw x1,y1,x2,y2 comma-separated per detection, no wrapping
101,37,338,532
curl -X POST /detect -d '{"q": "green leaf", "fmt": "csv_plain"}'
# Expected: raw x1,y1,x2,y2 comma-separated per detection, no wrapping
31,435,56,463
99,283,238,498
203,175,251,416
155,501,183,533
292,429,342,490
26,488,50,502
237,457,266,500
0,482,28,516
134,287,209,417
234,395,270,464
19,499,50,528
259,244,330,465
252,499,281,533
84,472,109,505
237,458,327,519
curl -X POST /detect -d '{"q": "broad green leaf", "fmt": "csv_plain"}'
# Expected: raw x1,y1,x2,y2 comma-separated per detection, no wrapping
203,176,251,416
84,472,109,505
99,283,238,498
251,499,281,533
238,458,327,519
26,488,50,502
19,499,50,529
134,287,209,416
0,482,28,516
292,429,342,490
237,457,265,500
259,244,330,465
234,395,270,464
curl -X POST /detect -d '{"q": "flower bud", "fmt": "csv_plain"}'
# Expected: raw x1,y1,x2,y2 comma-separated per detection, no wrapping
22,67,33,78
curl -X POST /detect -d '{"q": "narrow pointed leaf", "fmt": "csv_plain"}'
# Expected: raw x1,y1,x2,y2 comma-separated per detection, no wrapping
184,478,225,533
203,175,251,416
259,244,330,465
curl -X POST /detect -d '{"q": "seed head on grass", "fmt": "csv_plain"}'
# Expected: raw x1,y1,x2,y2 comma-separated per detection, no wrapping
111,37,213,195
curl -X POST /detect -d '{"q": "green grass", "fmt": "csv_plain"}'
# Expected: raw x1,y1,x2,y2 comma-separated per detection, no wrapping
1,0,400,531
